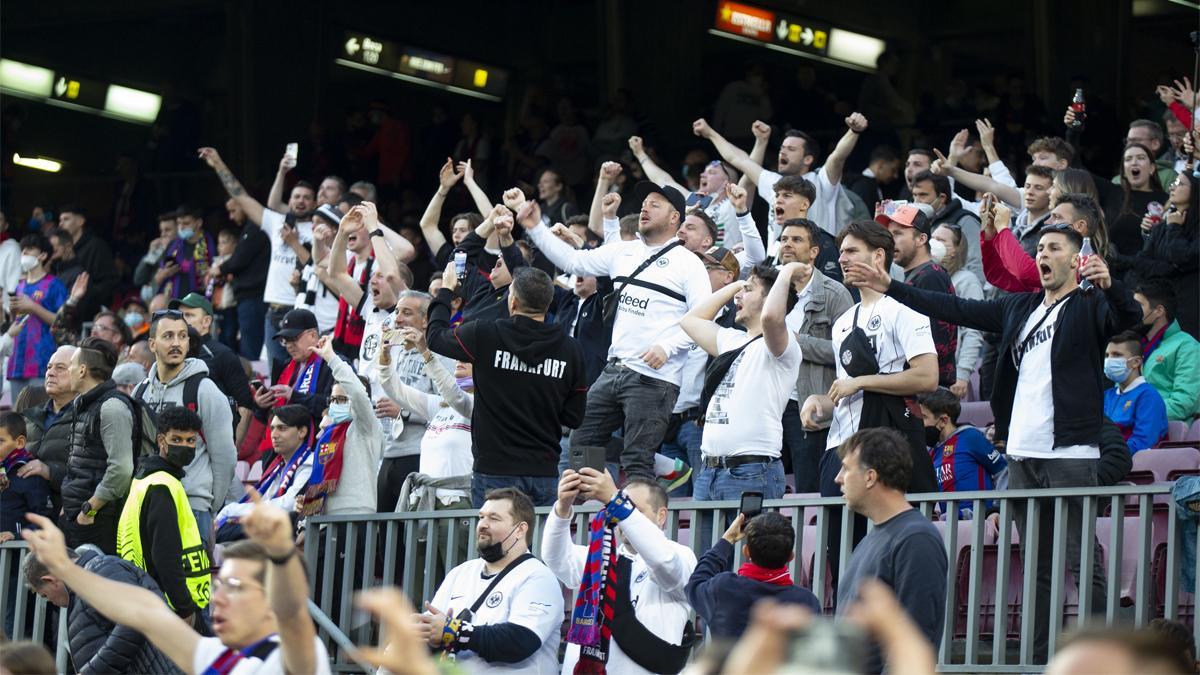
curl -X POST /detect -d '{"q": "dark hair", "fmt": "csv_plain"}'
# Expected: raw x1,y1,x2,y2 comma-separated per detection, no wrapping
221,540,270,585
339,192,364,209
218,227,239,241
538,166,565,187
451,212,484,230
780,218,822,249
1039,223,1083,251
836,219,895,270
323,175,348,195
932,222,967,275
291,180,316,196
47,227,72,247
1108,330,1145,357
77,337,118,381
18,234,52,260
745,511,794,569
510,267,554,314
911,170,952,201
94,311,133,347
0,640,57,675
1055,193,1103,243
156,405,203,436
907,148,935,163
14,385,49,413
564,214,590,228
394,261,415,290
1135,278,1177,321
783,129,821,164
622,477,668,512
0,411,27,440
1146,618,1197,665
1119,143,1166,216
149,311,189,340
59,204,87,220
869,145,899,164
1026,137,1075,163
484,487,536,546
1058,626,1195,675
918,387,961,424
1128,119,1165,146
158,209,180,223
837,427,912,491
686,208,719,244
175,203,204,221
773,175,817,204
1025,164,1055,182
749,264,798,313
272,403,310,429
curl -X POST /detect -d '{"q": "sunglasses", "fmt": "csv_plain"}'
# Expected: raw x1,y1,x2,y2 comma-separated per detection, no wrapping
152,309,184,320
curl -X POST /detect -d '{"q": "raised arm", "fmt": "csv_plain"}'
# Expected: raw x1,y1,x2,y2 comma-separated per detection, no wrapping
518,199,617,278
21,514,200,671
740,120,772,200
628,137,688,194
680,280,745,357
763,263,804,357
458,160,493,217
266,151,293,214
823,113,869,186
975,119,1001,166
693,118,764,186
419,158,463,254
198,147,265,226
319,207,365,306
934,151,1022,208
589,161,626,238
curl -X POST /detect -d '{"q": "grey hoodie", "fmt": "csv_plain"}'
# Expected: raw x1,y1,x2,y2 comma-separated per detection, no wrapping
137,358,237,513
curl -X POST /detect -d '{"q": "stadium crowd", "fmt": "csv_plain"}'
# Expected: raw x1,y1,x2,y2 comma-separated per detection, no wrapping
0,52,1198,675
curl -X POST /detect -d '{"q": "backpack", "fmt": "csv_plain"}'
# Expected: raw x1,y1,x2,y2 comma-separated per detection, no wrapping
198,342,244,438
133,372,232,444
91,389,160,460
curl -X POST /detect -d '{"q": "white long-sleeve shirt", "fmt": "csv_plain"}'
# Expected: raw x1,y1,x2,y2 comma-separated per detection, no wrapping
528,224,710,385
541,506,697,675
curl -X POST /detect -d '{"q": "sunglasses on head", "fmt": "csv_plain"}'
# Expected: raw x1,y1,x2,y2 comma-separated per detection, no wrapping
152,309,184,320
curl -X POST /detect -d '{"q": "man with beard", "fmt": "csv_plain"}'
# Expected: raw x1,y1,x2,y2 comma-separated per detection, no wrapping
134,310,236,548
198,146,316,373
415,487,564,672
543,470,697,674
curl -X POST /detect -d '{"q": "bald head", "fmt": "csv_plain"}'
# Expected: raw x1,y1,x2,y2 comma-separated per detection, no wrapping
44,346,77,400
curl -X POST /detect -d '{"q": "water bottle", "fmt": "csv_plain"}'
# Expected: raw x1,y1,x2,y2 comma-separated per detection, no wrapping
454,250,467,281
1069,88,1086,129
1078,236,1094,291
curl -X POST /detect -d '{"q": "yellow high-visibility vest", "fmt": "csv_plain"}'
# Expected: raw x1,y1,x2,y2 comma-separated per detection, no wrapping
116,471,211,610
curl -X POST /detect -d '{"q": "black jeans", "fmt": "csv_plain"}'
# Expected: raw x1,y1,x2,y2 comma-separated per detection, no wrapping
782,400,827,494
570,363,679,480
377,455,421,513
61,511,119,556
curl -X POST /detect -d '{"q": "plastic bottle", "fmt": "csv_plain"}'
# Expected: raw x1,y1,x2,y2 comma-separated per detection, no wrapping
1078,236,1094,291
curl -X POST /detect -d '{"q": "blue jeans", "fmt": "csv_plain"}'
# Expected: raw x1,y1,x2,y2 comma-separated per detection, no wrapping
263,305,290,372
216,308,240,354
658,419,703,497
471,473,559,508
237,297,266,361
693,459,786,501
192,509,213,552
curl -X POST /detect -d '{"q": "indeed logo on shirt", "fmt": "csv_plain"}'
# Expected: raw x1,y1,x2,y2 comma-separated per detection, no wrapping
618,293,650,316
494,351,569,379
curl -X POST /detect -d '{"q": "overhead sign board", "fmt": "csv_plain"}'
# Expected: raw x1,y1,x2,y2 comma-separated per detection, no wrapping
713,1,831,56
338,31,509,101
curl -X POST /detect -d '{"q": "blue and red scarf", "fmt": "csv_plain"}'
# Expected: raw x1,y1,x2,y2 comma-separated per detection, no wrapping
1142,323,1168,359
0,447,33,486
296,421,349,516
247,440,314,501
567,494,635,673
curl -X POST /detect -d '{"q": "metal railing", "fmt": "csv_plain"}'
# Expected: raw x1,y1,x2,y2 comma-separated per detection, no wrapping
2,484,1195,673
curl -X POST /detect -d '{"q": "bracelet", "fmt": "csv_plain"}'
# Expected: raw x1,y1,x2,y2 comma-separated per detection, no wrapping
268,547,297,565
441,617,463,648
370,228,385,238
736,210,751,218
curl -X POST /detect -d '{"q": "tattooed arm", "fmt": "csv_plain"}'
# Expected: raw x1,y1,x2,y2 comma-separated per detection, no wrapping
198,147,266,226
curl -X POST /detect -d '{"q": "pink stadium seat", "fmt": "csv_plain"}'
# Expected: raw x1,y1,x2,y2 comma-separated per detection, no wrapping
954,544,1023,639
1132,446,1200,483
967,370,981,402
1189,420,1200,442
1153,543,1195,628
1169,421,1190,442
958,401,994,428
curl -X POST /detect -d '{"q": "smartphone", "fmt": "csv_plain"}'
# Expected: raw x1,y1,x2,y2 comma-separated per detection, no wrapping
781,619,867,674
568,445,607,473
285,142,299,162
250,379,264,393
740,491,764,520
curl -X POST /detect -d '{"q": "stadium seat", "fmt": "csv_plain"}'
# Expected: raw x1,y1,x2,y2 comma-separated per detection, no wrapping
954,543,1023,639
1152,543,1195,628
967,370,981,402
1132,446,1200,482
1189,420,1200,443
1169,421,1190,442
958,401,994,428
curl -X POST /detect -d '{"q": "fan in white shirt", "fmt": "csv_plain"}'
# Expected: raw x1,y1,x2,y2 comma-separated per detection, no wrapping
544,469,697,675
22,486,330,675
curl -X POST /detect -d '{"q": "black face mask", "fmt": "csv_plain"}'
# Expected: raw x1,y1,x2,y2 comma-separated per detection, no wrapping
1134,320,1155,337
165,443,195,468
478,525,520,563
924,425,942,448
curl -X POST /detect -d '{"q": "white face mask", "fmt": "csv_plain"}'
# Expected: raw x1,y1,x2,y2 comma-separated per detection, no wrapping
929,239,947,263
19,255,38,272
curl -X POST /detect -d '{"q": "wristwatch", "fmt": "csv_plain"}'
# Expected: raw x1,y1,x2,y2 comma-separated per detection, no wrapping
370,228,385,239
82,500,99,518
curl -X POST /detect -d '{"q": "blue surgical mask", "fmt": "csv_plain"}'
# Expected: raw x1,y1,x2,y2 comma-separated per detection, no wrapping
329,402,352,424
178,228,195,241
1103,357,1129,383
124,312,144,328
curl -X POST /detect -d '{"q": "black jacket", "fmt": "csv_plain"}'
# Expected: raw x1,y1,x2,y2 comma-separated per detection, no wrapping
23,400,74,511
69,547,182,674
253,357,332,424
686,539,821,639
457,231,527,324
131,456,199,617
427,288,588,476
218,224,270,300
885,279,1142,448
73,230,118,319
198,334,254,412
1097,418,1134,486
61,381,132,519
552,281,614,386
1122,220,1199,338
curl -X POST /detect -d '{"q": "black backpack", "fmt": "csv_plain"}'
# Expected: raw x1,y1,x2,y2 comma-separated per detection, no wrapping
133,372,225,445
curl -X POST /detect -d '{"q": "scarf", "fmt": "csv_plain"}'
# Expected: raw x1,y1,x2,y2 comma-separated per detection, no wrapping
737,561,794,586
0,447,33,485
296,421,349,516
567,494,635,673
1142,323,1168,359
258,355,324,452
162,234,214,299
244,440,314,502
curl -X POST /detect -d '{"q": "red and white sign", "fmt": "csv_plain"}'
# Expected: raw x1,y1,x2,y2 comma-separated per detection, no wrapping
714,2,775,42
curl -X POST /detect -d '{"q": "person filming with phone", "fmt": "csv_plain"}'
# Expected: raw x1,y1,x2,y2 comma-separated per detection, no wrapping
542,467,697,674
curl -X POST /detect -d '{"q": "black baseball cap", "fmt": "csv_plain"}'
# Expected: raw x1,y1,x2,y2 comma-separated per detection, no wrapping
633,181,687,217
274,308,318,339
